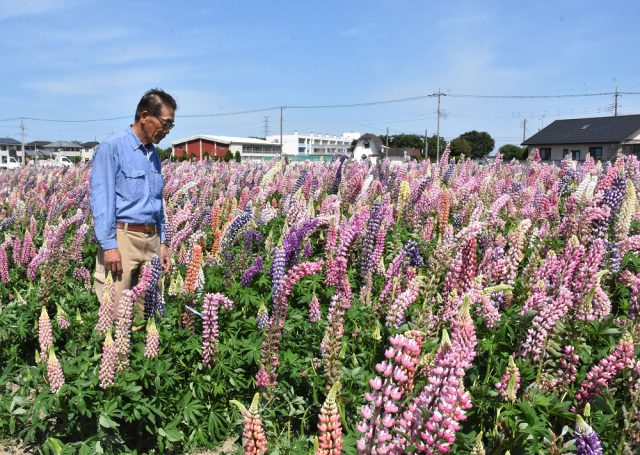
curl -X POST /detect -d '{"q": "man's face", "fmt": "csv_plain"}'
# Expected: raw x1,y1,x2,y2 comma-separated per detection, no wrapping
142,105,175,144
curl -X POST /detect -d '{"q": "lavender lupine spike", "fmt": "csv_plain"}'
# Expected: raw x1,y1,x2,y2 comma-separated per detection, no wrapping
575,415,603,455
219,205,253,253
256,304,270,329
271,246,286,303
360,199,383,279
241,256,264,286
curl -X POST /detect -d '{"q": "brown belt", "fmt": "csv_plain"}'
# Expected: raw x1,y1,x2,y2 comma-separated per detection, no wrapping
115,221,157,234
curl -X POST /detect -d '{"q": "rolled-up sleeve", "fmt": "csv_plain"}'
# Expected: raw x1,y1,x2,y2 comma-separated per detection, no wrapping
90,143,118,250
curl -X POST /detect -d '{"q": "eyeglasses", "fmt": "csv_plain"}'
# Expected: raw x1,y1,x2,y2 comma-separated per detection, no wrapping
150,113,175,130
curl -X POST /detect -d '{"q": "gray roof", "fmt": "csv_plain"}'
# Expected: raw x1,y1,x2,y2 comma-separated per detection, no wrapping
26,140,51,147
42,141,83,149
82,141,99,148
358,133,384,149
523,114,640,146
386,147,421,158
0,137,21,145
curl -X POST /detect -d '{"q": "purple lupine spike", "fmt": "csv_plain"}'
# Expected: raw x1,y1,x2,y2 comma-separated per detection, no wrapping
144,255,163,319
360,199,383,279
241,256,264,286
202,293,235,366
257,304,270,329
271,246,286,303
575,415,603,455
220,205,253,253
402,240,424,268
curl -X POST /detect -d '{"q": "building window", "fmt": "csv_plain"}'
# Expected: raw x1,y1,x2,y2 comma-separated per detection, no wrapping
540,148,551,160
364,141,370,149
589,147,603,160
572,150,581,161
563,148,569,159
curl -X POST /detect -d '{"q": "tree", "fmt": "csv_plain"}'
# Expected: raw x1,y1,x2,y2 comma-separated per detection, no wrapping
449,137,472,157
156,147,172,161
234,151,241,163
426,135,447,161
459,130,495,159
499,144,527,161
223,150,233,162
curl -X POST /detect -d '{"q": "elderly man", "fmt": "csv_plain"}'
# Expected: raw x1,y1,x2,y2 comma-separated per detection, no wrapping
90,88,175,316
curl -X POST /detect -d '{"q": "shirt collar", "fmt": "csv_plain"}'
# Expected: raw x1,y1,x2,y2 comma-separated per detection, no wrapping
126,127,153,152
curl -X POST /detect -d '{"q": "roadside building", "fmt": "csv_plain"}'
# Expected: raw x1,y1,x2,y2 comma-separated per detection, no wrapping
171,135,281,162
0,137,22,164
80,141,100,163
522,114,640,162
266,132,356,161
41,141,83,160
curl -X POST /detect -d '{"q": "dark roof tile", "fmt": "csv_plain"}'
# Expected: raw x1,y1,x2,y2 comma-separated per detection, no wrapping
523,114,640,145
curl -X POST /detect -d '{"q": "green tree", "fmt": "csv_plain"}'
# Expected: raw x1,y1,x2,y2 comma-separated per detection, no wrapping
459,130,495,159
449,137,472,157
234,151,241,162
499,144,527,160
223,150,233,162
156,147,172,161
426,135,447,161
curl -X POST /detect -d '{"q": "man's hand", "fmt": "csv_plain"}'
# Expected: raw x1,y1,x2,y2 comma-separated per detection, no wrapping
103,248,123,280
160,243,170,273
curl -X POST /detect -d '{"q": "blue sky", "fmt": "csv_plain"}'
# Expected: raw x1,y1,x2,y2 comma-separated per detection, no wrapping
1,0,640,149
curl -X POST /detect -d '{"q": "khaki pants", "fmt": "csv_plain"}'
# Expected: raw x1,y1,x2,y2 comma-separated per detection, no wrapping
94,228,160,319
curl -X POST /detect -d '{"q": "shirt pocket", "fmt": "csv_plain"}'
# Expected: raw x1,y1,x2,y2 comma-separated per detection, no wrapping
120,168,146,200
148,168,163,199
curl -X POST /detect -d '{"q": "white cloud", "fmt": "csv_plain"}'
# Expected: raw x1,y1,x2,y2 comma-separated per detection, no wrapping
0,0,77,21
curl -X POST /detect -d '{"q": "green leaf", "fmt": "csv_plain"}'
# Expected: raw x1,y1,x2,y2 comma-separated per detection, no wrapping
98,414,119,429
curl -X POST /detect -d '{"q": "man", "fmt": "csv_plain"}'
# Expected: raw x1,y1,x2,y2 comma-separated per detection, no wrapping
90,88,175,317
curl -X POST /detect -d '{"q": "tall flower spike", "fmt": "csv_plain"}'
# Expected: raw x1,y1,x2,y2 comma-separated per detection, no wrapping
38,305,53,355
99,329,117,389
55,304,70,330
230,393,268,455
47,346,65,394
96,271,115,334
317,381,343,455
575,415,603,455
144,318,160,358
114,290,135,372
495,355,520,402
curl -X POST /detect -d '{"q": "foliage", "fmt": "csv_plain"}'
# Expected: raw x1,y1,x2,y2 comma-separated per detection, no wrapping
449,137,472,157
499,144,527,161
458,130,495,159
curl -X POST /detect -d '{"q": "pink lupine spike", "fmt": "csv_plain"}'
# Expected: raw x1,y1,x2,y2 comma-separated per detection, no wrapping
47,346,65,394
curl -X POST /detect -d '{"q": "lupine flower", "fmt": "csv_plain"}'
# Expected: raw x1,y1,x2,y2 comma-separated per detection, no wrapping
471,432,486,455
230,393,268,455
47,346,65,394
99,329,117,389
241,256,264,286
357,333,422,454
385,276,420,329
317,381,343,455
96,272,115,334
495,356,520,402
575,332,634,407
131,262,153,302
181,307,196,332
0,246,9,283
270,246,286,303
114,290,135,372
185,244,203,293
575,415,603,455
219,205,253,253
55,304,70,330
144,255,163,319
256,304,270,329
321,293,352,388
144,318,160,358
544,345,580,391
72,266,91,289
202,293,234,366
309,294,321,323
38,305,53,355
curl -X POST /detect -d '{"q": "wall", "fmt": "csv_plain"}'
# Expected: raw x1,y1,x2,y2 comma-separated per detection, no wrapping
535,143,619,161
173,139,229,160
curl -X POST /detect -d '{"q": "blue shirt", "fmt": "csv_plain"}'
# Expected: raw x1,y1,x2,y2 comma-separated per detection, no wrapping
90,128,166,250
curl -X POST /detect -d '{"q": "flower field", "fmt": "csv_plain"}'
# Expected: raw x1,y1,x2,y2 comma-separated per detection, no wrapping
1,150,640,454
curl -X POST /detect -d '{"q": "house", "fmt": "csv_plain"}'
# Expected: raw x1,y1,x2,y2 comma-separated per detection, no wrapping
0,137,23,165
353,133,385,162
266,132,357,161
386,147,421,163
522,114,640,161
25,140,51,159
171,135,281,162
41,141,83,159
80,141,100,163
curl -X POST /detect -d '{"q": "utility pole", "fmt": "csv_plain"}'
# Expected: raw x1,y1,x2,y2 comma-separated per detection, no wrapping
279,106,284,161
522,119,527,143
262,116,270,138
435,89,445,162
385,126,389,158
424,128,428,160
614,87,619,116
19,118,26,166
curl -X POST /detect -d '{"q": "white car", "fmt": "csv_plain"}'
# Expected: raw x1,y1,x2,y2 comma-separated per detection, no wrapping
0,157,21,169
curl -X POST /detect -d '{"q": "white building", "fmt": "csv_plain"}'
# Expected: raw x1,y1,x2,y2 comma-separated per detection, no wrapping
42,141,83,159
353,133,384,162
266,132,359,161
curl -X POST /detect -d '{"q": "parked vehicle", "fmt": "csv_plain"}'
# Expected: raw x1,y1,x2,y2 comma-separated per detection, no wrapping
0,157,22,169
34,155,73,167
